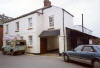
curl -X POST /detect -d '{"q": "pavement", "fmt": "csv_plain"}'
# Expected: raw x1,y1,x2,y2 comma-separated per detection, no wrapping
0,52,88,68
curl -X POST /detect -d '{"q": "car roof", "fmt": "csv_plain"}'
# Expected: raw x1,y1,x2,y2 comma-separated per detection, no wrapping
79,45,100,47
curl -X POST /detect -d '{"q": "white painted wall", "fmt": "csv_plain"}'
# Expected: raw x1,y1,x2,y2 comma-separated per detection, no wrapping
47,37,59,51
89,39,93,44
3,6,74,54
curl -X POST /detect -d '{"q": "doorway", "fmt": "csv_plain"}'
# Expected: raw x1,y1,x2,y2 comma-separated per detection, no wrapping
40,37,59,55
40,38,47,54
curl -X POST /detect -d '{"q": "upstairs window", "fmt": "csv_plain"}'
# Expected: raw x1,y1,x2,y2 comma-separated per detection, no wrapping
28,18,32,28
6,24,9,34
16,22,19,31
49,16,54,28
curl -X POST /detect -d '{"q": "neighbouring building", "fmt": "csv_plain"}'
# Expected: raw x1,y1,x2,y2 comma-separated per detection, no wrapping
92,38,100,45
0,25,3,50
0,14,12,50
3,0,99,54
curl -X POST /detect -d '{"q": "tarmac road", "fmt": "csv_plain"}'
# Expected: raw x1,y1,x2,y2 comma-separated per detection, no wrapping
0,53,87,68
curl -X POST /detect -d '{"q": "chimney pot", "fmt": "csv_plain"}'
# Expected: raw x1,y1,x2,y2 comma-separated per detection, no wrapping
44,0,51,7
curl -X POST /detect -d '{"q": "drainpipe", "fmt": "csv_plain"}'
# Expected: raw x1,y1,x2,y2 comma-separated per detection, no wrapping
62,9,66,61
82,14,84,33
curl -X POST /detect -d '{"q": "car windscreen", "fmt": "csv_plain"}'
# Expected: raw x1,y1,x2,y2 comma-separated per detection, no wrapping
6,41,11,46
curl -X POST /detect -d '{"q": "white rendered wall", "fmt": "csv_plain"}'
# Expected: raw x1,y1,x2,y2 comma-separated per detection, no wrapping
47,37,59,51
3,6,74,54
42,6,74,53
89,39,93,44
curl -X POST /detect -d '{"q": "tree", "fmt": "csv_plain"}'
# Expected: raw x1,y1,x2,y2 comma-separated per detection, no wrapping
0,14,12,25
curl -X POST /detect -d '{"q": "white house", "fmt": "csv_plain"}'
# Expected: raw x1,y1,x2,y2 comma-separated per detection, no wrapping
3,0,98,55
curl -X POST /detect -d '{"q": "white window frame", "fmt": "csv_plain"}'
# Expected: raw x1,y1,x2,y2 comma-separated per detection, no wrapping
29,36,32,46
28,17,32,28
16,22,19,31
6,24,9,34
20,36,23,40
49,15,54,28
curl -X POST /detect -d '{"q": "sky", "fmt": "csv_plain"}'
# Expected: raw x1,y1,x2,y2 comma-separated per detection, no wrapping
0,0,100,37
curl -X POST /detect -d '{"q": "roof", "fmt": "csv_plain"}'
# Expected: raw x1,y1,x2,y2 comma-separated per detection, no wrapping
5,5,74,23
62,9,74,17
80,45,100,46
74,25,92,32
39,29,60,37
66,27,99,39
5,6,52,23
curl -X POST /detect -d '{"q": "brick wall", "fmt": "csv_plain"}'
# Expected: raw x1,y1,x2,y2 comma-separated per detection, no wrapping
0,26,3,50
92,38,100,45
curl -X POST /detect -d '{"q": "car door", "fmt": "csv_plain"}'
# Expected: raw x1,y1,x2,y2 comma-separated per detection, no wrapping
69,45,83,61
79,46,95,64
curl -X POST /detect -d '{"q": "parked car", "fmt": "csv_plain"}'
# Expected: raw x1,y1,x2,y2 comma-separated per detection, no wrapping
63,45,100,68
2,40,26,55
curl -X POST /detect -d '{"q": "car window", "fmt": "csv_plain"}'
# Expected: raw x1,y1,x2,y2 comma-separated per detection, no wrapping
82,46,94,52
16,42,26,46
97,46,100,49
96,46,100,51
74,45,83,51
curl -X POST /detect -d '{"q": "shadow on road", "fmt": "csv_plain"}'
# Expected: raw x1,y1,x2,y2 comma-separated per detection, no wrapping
63,60,91,68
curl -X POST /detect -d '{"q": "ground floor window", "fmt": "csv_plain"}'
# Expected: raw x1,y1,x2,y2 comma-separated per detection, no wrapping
6,40,11,45
29,36,32,46
20,36,23,40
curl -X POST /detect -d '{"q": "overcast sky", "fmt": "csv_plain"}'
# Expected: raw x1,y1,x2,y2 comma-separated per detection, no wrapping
0,0,100,37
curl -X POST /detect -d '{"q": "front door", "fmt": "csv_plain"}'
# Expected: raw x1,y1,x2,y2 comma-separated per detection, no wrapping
40,38,47,54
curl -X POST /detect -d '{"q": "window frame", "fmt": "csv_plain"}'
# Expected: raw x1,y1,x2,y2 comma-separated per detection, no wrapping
6,24,9,34
20,36,23,40
81,46,95,52
49,15,54,28
28,17,32,29
15,22,19,32
28,36,33,46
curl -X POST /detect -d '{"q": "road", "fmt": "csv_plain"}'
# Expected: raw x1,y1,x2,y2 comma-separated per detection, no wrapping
0,53,87,68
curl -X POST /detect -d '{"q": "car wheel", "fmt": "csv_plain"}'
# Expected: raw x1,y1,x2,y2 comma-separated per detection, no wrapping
10,50,15,56
93,60,100,68
22,51,25,54
64,55,69,62
2,49,6,55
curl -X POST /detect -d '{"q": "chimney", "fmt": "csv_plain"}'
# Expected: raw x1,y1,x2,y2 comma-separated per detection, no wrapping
44,0,51,7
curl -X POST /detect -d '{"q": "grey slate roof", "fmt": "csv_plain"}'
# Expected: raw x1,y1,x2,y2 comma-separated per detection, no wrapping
6,6,52,23
5,5,74,23
39,29,60,37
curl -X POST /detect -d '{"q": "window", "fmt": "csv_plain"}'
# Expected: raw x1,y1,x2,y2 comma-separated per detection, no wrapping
20,36,23,40
6,24,9,34
6,41,10,45
82,46,94,52
29,36,32,45
49,16,54,28
96,46,100,51
16,22,19,31
28,18,32,28
74,45,83,52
